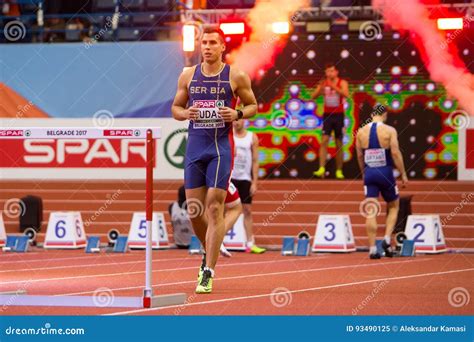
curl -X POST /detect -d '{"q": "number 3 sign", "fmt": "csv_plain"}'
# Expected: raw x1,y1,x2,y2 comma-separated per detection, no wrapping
312,215,356,253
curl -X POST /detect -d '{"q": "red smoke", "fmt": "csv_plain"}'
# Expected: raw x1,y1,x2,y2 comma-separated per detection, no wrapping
372,0,474,115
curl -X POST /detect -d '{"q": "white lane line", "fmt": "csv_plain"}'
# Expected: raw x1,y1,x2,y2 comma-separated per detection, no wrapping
0,255,330,286
106,268,474,316
58,257,430,296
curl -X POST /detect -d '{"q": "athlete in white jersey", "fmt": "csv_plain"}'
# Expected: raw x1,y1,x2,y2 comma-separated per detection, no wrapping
231,119,266,254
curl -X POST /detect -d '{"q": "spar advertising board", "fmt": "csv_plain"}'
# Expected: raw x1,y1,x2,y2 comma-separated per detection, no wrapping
0,119,188,179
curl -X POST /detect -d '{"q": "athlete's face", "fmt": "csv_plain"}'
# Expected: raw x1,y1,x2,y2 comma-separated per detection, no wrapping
325,67,338,80
233,119,244,131
201,33,225,64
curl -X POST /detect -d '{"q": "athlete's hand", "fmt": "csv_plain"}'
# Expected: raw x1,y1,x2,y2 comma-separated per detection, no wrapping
219,107,238,122
401,173,408,188
250,182,257,196
185,106,199,121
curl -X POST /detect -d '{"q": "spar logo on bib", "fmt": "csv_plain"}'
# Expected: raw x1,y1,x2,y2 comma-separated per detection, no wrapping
192,100,225,129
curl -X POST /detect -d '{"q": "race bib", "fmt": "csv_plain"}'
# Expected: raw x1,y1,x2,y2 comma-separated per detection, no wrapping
324,87,340,107
234,147,247,170
192,100,225,129
364,148,387,168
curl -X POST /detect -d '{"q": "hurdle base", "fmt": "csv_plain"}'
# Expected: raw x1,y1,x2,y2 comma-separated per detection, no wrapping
0,290,27,295
145,293,187,308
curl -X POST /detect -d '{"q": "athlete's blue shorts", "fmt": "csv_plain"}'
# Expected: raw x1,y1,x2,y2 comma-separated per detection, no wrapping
184,133,234,190
364,167,399,203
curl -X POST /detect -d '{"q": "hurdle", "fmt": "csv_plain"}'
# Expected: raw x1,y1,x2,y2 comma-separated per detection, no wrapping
0,127,186,309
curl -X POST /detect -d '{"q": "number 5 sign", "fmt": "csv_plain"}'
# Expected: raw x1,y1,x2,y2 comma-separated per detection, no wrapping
405,215,447,253
128,212,169,249
44,212,86,248
312,215,356,252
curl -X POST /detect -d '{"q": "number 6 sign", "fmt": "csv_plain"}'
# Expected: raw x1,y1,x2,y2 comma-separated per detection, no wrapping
44,212,86,249
312,215,356,252
405,215,447,253
128,212,169,249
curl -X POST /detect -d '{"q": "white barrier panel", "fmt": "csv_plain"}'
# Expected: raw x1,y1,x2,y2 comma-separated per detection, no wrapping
128,212,169,249
0,119,187,179
312,215,355,252
44,212,86,249
223,214,247,251
0,214,6,247
405,215,447,253
457,115,474,181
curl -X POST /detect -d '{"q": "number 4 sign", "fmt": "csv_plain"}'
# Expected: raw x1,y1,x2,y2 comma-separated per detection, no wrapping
44,212,86,248
312,215,356,252
405,215,447,253
128,212,169,249
223,214,247,251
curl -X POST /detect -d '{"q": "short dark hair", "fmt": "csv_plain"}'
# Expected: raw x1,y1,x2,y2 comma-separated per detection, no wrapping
202,27,226,43
372,104,387,116
325,62,337,70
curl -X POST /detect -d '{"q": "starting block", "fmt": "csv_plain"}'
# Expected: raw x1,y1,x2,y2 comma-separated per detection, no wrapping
2,236,29,253
282,233,311,257
376,239,385,256
112,236,128,253
295,238,310,256
189,235,202,254
281,237,295,255
85,236,101,253
399,239,415,257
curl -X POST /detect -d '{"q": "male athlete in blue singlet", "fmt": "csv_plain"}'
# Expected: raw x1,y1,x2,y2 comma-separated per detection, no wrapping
356,105,408,259
172,27,257,293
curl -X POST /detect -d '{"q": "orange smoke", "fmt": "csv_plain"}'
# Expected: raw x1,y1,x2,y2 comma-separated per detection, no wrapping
227,0,310,80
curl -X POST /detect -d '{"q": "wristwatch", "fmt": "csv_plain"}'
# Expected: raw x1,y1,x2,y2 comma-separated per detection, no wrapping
236,109,243,121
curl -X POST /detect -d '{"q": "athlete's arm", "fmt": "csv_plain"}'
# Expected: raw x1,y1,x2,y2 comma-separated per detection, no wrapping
220,68,257,122
172,68,199,121
355,130,365,177
389,128,408,186
250,133,259,195
311,80,324,99
330,79,349,98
